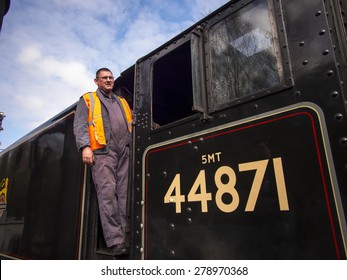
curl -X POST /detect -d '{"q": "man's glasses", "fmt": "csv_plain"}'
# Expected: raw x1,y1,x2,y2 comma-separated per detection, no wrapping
97,76,114,80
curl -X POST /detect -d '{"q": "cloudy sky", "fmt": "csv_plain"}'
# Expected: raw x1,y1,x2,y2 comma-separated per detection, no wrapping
0,0,229,150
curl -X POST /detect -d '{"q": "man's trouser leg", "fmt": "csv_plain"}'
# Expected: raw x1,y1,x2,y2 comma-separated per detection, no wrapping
92,153,125,247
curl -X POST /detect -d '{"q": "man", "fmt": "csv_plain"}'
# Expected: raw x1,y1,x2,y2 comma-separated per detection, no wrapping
73,68,132,256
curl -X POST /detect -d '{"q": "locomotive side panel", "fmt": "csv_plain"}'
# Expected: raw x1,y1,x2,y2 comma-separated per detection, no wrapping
133,0,347,259
0,112,84,259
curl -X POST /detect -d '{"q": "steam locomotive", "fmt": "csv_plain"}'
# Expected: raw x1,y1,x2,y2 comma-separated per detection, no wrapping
1,0,346,259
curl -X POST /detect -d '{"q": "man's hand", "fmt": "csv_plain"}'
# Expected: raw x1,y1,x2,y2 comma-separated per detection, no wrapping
82,146,94,165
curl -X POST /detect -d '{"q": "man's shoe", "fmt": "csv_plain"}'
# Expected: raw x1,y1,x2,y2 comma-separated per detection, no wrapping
112,243,128,256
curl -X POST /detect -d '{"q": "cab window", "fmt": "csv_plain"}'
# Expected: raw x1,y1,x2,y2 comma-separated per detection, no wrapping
152,41,195,127
208,0,283,111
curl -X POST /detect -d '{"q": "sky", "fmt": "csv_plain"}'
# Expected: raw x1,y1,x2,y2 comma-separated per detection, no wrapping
0,0,230,150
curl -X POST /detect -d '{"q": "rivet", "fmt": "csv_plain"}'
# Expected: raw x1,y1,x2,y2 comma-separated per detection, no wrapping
319,29,326,35
187,207,192,213
322,49,329,55
299,41,305,46
140,248,144,253
162,171,167,177
170,223,175,230
193,146,198,151
327,70,334,76
331,91,339,97
295,90,302,96
170,250,175,257
187,218,192,224
334,113,343,121
315,11,322,16
302,60,308,65
340,137,347,145
146,173,150,179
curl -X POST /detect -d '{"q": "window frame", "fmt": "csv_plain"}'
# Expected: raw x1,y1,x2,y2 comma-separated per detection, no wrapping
202,0,290,113
149,36,199,129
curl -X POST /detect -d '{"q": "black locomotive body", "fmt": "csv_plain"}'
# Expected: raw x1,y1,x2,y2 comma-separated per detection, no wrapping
0,0,346,259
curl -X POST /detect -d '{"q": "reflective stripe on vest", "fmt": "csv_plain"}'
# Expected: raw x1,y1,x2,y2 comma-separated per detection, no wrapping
83,92,106,151
118,96,133,133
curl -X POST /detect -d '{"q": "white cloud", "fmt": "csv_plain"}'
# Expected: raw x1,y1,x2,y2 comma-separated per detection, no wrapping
18,45,92,90
18,45,41,64
15,95,43,111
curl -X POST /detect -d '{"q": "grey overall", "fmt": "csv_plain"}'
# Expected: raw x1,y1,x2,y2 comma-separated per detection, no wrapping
91,93,131,247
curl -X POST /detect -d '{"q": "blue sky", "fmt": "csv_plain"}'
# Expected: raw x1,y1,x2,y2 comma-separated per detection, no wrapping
0,0,229,150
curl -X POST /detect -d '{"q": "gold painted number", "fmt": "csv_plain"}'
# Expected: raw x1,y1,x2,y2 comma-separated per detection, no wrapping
163,157,289,213
164,173,185,213
273,157,289,211
187,170,212,212
215,166,239,213
239,159,269,212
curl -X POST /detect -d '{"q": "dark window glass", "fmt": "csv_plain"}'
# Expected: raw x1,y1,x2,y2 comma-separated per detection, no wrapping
208,0,282,110
152,41,195,127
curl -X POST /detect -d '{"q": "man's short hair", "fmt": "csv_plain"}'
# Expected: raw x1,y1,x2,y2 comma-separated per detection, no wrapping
96,68,113,78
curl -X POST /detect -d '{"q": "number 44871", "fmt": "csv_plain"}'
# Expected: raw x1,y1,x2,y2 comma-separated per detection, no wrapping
164,158,289,213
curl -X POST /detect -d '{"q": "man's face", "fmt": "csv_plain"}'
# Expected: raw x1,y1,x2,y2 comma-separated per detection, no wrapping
94,70,114,93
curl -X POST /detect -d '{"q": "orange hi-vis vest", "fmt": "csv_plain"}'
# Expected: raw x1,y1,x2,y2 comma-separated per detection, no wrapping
83,91,132,151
